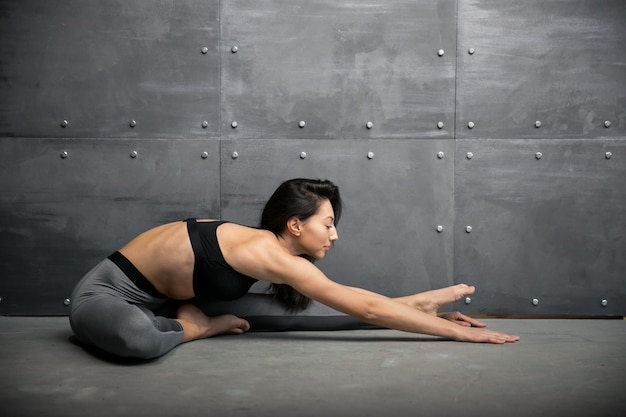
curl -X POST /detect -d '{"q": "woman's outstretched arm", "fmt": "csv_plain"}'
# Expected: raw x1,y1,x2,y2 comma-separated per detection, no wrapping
264,255,519,344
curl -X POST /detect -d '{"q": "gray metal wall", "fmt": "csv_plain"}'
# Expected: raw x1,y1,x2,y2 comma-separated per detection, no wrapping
1,0,624,316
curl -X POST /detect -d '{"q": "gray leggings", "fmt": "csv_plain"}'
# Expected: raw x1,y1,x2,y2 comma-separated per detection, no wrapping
69,258,184,359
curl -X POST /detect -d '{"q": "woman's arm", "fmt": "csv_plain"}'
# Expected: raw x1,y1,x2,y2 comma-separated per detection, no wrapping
264,254,518,344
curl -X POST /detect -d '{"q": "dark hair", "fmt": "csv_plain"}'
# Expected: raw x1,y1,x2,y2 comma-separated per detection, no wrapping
260,178,342,311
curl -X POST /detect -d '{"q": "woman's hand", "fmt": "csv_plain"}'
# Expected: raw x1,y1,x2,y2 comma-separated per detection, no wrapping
454,326,520,344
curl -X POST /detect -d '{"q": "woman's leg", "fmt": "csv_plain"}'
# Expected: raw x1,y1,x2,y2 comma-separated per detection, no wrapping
69,259,184,359
70,295,184,359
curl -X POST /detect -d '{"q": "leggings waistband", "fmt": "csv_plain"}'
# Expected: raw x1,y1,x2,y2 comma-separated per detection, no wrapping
107,251,166,299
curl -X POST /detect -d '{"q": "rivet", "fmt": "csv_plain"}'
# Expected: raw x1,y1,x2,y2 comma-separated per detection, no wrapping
231,151,239,159
366,121,373,129
535,152,542,160
468,121,475,129
465,225,472,233
231,45,238,53
437,151,445,159
532,298,539,306
436,225,444,233
468,48,475,55
605,151,612,159
231,121,238,128
300,151,307,159
466,152,473,160
202,121,208,128
60,120,69,128
367,151,375,159
201,151,209,159
604,120,611,128
535,120,542,128
437,49,445,57
299,121,306,128
601,299,608,307
130,150,138,159
129,120,137,128
464,297,472,305
201,46,209,54
63,298,71,306
437,121,444,129
60,151,68,159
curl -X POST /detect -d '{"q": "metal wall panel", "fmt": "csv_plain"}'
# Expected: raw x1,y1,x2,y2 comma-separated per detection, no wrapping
457,0,626,139
0,138,220,315
221,139,455,297
454,139,626,315
221,0,456,140
1,1,624,317
0,0,220,138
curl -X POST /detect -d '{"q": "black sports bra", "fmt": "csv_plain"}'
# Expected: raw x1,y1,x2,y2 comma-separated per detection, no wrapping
185,219,257,300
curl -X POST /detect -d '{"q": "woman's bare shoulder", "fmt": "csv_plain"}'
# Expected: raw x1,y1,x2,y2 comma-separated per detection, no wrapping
217,222,283,257
217,223,304,283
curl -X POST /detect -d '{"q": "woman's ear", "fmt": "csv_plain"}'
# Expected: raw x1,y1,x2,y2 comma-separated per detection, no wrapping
286,217,302,237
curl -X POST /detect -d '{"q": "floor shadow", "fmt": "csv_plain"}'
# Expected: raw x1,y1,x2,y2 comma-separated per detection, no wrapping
239,331,449,343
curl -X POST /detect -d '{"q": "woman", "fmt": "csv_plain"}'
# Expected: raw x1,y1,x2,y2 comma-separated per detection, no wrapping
69,178,519,359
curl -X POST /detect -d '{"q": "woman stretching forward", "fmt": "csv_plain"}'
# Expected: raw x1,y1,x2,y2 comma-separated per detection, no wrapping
69,178,519,359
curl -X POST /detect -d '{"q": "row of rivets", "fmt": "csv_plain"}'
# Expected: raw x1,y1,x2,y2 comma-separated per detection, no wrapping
61,120,216,129
464,120,614,129
228,120,448,130
59,151,213,160
226,151,448,161
464,151,614,160
225,151,624,159
61,118,609,130
462,297,610,307
56,150,615,161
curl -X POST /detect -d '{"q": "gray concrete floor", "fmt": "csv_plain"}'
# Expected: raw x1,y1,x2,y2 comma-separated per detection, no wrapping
1,317,624,417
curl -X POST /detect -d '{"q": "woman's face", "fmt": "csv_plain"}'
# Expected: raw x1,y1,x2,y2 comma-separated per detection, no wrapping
298,199,339,260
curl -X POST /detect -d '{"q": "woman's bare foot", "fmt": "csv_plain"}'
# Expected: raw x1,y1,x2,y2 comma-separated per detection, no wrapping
397,284,475,315
176,304,250,343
